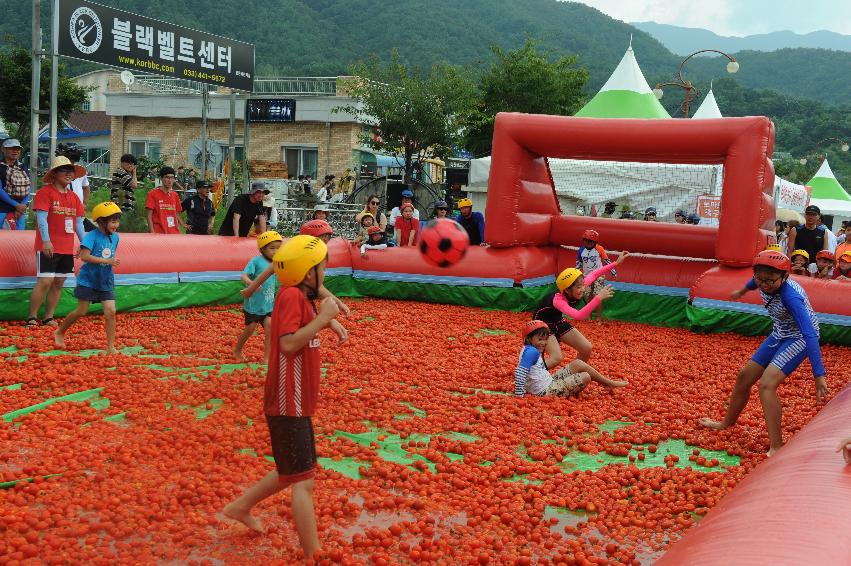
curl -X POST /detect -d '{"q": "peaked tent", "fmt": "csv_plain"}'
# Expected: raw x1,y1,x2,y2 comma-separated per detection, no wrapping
575,46,670,119
692,88,723,119
806,159,851,217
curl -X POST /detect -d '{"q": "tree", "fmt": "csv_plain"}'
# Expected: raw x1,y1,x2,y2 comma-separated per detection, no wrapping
463,39,589,157
0,47,91,143
337,51,476,183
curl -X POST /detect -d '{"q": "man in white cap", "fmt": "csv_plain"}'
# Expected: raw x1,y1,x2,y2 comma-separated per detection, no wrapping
0,139,32,230
218,181,269,237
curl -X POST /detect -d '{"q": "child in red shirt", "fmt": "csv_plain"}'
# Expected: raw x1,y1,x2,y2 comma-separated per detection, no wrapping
223,235,347,560
145,166,185,234
394,203,419,246
26,157,86,327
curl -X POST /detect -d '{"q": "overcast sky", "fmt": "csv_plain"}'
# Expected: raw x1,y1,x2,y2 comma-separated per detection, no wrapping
572,0,851,36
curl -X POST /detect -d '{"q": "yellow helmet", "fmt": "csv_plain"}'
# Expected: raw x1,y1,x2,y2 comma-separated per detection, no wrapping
765,243,782,252
790,249,810,262
91,201,122,221
457,198,473,208
556,267,583,292
273,235,328,287
257,230,283,249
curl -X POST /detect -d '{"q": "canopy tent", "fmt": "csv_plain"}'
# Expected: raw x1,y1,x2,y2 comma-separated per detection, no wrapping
575,45,670,119
807,159,851,217
691,88,723,119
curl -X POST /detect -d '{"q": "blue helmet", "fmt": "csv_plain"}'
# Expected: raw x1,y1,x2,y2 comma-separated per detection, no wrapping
434,200,448,209
688,213,701,224
401,188,414,197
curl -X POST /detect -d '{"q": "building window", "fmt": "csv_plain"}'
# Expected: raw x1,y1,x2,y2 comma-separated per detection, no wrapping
128,140,161,160
282,146,318,179
81,99,91,112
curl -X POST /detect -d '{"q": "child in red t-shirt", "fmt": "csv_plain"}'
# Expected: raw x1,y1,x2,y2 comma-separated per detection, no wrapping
394,203,419,246
26,157,86,327
223,235,347,560
145,166,185,234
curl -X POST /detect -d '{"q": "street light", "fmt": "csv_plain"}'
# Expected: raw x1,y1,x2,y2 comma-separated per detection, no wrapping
653,49,739,117
798,137,849,166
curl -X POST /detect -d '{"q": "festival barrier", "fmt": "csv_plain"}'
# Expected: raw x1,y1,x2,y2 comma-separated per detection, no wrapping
657,384,851,565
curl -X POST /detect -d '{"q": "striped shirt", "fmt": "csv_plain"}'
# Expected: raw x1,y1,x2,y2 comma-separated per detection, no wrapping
263,287,321,417
746,277,825,376
514,345,551,397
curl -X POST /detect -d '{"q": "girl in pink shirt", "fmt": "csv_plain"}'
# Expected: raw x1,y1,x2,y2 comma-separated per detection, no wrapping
532,251,630,369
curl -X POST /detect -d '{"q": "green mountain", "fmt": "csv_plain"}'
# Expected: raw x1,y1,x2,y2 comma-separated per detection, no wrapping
633,22,851,56
4,0,851,105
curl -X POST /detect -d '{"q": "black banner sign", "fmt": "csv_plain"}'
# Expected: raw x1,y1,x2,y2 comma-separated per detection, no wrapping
246,99,296,123
56,0,255,91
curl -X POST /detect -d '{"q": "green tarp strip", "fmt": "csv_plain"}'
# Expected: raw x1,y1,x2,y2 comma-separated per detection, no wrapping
2,388,104,423
2,277,849,344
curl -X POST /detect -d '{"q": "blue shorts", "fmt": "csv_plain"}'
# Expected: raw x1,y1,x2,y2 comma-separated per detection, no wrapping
751,335,808,376
74,284,115,303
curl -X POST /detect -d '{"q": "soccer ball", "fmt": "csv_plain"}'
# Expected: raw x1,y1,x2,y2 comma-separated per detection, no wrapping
419,218,470,268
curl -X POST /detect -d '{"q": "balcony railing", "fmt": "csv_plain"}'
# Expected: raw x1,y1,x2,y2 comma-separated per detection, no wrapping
129,75,338,96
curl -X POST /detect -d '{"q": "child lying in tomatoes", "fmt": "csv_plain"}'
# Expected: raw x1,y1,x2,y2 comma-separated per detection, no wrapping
514,320,627,398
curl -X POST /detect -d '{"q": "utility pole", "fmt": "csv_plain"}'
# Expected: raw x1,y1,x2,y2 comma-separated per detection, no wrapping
200,84,209,180
227,90,235,202
49,0,59,161
240,92,250,205
30,0,42,186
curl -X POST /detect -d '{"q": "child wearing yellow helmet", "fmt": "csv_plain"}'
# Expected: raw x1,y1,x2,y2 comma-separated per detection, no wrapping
453,197,485,246
531,251,631,368
223,235,347,561
233,230,283,363
53,202,122,353
514,321,626,399
789,249,810,276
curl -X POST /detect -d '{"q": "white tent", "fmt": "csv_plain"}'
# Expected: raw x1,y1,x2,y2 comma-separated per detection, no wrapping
692,88,723,119
807,159,851,218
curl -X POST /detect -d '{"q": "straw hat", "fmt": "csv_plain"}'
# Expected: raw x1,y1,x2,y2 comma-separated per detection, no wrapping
42,156,86,183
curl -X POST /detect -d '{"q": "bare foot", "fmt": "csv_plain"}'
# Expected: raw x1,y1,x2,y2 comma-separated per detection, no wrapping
698,417,729,430
222,502,264,533
233,349,245,363
766,446,781,457
106,347,118,355
54,329,66,349
607,379,628,389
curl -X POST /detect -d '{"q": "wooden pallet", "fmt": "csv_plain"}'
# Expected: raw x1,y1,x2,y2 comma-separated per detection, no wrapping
249,160,289,179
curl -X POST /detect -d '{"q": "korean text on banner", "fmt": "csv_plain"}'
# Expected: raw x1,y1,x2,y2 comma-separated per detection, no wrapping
774,177,811,213
56,0,254,91
696,194,721,226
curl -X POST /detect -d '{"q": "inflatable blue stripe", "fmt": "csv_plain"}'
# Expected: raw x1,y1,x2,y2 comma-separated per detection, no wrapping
610,281,691,297
179,271,242,283
352,270,514,288
0,276,38,290
521,275,556,288
116,273,179,285
692,297,851,327
326,267,353,277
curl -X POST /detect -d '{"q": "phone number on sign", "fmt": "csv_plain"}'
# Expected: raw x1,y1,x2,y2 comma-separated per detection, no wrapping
183,69,226,83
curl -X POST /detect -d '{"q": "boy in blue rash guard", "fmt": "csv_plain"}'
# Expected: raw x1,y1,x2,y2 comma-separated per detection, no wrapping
514,321,626,398
700,250,828,457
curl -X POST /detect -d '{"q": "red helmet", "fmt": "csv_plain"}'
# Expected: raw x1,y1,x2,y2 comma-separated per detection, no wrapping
753,250,790,272
582,229,599,241
816,250,835,262
300,220,333,237
522,320,550,340
367,225,383,235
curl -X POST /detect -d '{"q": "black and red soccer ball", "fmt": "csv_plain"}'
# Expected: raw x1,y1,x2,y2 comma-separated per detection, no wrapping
419,218,470,268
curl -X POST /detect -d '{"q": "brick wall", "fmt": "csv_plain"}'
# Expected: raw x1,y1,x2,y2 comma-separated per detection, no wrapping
110,117,362,182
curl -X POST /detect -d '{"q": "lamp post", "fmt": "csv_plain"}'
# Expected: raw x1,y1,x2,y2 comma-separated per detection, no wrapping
653,50,739,118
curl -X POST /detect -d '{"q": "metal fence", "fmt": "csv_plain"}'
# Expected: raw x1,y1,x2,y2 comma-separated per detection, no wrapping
131,75,338,96
271,197,362,239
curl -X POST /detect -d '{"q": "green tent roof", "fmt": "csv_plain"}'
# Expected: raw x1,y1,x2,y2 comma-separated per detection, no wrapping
575,46,670,119
808,159,851,202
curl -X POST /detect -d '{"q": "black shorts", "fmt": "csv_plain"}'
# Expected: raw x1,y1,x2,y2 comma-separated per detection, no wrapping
36,252,74,278
533,316,574,339
244,311,271,326
266,415,317,482
74,284,115,303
